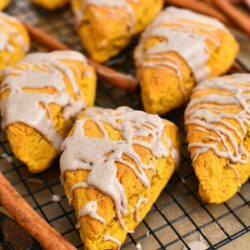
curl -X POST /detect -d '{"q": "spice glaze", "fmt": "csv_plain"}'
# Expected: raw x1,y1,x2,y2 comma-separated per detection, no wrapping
1,51,90,150
60,106,179,237
185,74,250,179
135,7,229,99
0,12,28,53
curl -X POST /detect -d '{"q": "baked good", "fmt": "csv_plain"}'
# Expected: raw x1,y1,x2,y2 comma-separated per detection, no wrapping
32,0,68,10
60,106,180,249
134,7,239,115
0,0,10,10
0,12,30,80
71,0,163,62
185,74,250,203
0,51,96,173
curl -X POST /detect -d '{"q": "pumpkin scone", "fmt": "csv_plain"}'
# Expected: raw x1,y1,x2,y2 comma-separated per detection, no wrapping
0,51,96,173
60,106,180,250
32,0,69,10
0,0,10,10
71,0,163,62
134,7,239,115
185,74,250,203
0,12,30,80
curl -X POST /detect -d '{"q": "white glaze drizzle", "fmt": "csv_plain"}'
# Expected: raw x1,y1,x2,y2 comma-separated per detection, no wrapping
103,234,121,249
60,106,179,232
163,133,180,168
0,153,12,163
185,74,250,177
135,7,228,99
79,200,105,224
0,12,28,53
136,243,143,250
51,194,61,202
72,0,138,32
135,196,148,222
1,51,89,151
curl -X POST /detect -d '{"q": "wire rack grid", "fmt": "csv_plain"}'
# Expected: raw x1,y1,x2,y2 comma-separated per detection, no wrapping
0,1,249,249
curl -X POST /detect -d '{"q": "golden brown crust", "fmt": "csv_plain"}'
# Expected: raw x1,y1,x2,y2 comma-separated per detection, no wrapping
0,13,30,80
0,0,10,10
185,74,250,203
1,55,96,173
63,110,180,249
134,8,239,115
71,0,164,62
32,0,69,10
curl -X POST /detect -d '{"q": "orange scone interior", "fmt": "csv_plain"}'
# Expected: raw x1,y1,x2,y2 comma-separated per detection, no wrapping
0,12,30,80
185,74,250,203
134,7,239,115
71,0,164,62
0,51,96,173
60,106,180,250
32,0,69,10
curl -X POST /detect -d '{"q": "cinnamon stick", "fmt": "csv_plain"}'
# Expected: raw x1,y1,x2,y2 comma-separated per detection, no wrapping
164,0,232,25
229,61,248,74
21,21,138,93
0,172,76,250
211,0,250,37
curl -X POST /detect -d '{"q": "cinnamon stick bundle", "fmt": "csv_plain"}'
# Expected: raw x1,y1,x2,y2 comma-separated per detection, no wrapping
0,172,76,250
164,0,232,25
21,21,138,93
211,0,250,37
164,0,250,37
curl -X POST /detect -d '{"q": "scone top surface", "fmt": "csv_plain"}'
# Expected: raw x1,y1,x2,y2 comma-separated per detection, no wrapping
0,0,11,10
0,50,96,173
60,106,180,249
134,7,239,115
0,12,30,79
185,74,250,203
71,0,163,62
32,0,69,10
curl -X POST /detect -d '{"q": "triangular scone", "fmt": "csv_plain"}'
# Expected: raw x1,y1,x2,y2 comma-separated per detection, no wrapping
60,106,180,249
0,51,96,173
0,0,10,10
134,7,239,115
0,12,30,80
71,0,163,62
185,74,250,203
32,0,69,10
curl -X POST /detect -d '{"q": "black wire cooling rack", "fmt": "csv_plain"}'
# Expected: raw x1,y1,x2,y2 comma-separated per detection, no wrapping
0,1,249,249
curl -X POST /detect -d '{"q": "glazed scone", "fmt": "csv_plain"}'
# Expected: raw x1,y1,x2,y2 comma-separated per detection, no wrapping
0,12,30,80
60,106,180,250
32,0,68,10
185,74,250,203
0,51,96,173
0,0,10,10
71,0,163,62
134,7,239,115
